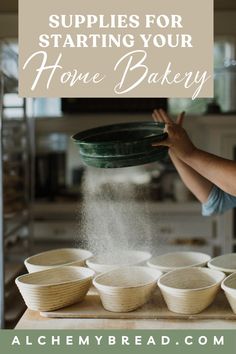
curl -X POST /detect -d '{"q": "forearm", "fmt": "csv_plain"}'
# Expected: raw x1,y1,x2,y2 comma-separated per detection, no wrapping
151,109,236,200
169,149,213,203
183,149,236,196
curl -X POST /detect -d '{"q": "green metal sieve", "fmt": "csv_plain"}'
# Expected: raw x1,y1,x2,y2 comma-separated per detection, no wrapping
72,122,168,168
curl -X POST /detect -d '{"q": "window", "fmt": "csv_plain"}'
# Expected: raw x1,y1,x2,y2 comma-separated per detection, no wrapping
33,98,62,117
169,38,236,115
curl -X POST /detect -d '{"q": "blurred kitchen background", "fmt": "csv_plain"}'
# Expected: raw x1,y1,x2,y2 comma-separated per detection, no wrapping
1,0,236,328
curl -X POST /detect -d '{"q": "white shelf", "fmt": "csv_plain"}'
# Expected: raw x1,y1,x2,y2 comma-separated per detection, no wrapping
33,200,202,218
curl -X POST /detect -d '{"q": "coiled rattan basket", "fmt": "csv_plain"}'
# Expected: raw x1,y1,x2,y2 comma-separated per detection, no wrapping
221,272,236,314
93,266,162,312
25,248,93,273
158,267,225,315
147,252,211,273
86,250,151,274
16,266,95,311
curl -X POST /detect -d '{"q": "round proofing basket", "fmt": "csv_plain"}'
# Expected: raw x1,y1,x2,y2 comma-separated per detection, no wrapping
86,250,151,274
72,122,168,168
158,267,225,315
24,248,93,273
93,266,162,312
208,253,236,274
147,251,211,273
221,273,236,314
15,266,95,312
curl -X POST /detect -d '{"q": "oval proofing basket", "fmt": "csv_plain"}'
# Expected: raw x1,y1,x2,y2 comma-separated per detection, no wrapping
221,273,236,313
16,266,95,312
86,250,151,274
208,253,236,274
158,267,225,315
24,248,93,273
93,266,162,312
147,251,211,273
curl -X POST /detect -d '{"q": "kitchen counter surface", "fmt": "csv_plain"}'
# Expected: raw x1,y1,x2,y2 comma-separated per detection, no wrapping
16,310,236,329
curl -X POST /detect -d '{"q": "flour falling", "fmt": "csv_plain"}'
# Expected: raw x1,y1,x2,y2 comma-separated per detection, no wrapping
78,167,156,259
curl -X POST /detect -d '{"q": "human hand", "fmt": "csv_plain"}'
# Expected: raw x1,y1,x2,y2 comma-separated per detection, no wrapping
152,109,196,161
152,108,185,127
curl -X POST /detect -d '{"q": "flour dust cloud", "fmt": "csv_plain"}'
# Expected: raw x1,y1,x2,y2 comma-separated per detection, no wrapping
78,167,158,257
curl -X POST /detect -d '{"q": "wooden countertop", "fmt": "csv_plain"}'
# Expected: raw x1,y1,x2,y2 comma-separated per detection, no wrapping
16,310,236,329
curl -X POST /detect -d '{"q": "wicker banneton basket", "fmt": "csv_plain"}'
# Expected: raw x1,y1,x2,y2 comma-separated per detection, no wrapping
86,250,151,274
147,252,211,273
24,248,93,273
158,267,225,315
93,266,162,312
221,273,236,313
208,253,236,274
15,266,95,311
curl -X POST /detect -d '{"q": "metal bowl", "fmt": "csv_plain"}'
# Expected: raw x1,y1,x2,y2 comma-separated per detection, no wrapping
72,122,168,168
